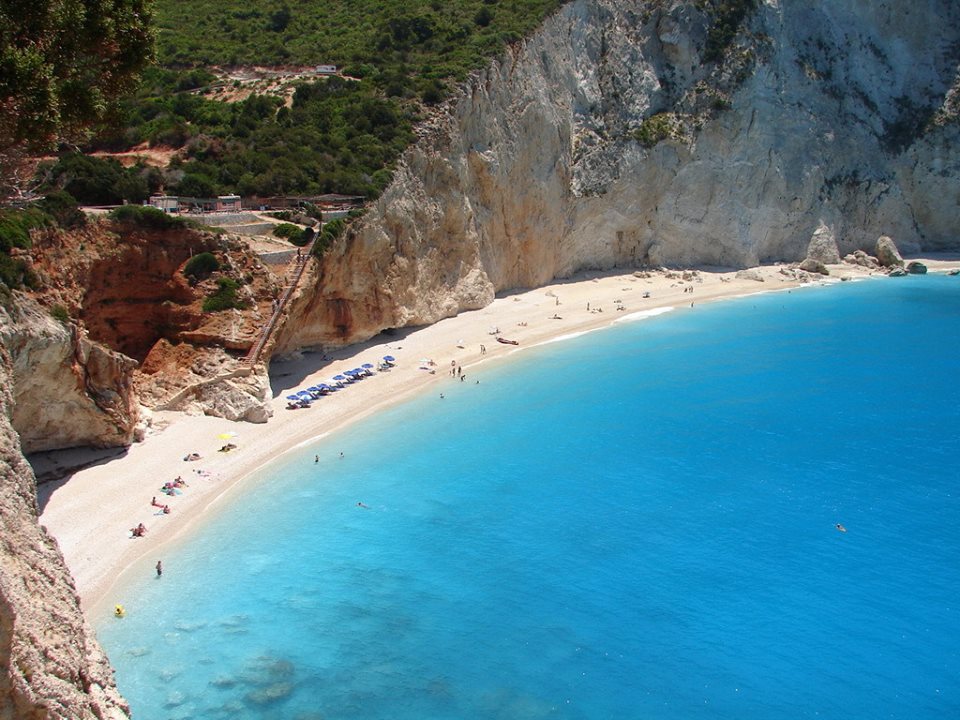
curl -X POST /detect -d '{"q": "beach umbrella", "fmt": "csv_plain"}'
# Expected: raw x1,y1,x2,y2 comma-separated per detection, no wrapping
333,374,346,381
286,395,300,401
361,363,374,369
383,355,395,362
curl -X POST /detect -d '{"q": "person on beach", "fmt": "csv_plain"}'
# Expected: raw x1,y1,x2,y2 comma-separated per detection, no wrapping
480,344,486,354
156,560,162,577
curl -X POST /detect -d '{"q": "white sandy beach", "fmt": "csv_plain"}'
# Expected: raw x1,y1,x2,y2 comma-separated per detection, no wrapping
36,259,959,616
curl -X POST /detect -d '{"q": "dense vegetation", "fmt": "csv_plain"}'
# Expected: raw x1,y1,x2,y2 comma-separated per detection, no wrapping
202,277,248,312
154,1,563,78
67,0,566,202
0,193,88,290
0,0,154,152
699,0,759,64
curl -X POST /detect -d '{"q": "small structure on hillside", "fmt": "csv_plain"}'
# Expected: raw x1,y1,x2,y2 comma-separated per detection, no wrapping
217,195,242,212
149,196,180,213
315,65,337,75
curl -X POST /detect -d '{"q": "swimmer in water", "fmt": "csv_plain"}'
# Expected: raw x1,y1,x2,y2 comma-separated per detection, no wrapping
836,523,847,533
357,502,369,509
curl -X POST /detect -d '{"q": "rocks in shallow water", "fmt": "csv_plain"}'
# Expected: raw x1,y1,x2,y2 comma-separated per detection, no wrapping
799,258,829,275
888,267,908,277
948,268,960,276
245,683,294,706
875,235,905,267
906,261,928,274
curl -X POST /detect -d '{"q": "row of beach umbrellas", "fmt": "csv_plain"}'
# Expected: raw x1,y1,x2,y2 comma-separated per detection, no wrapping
286,356,396,406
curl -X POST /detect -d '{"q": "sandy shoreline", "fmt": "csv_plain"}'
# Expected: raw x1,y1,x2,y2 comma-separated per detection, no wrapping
36,259,959,617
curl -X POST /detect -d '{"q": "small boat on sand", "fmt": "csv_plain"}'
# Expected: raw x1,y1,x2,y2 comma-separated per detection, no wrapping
496,337,519,345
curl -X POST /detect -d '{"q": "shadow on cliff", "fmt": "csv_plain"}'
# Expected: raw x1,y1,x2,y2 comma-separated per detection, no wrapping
267,326,424,397
30,447,130,513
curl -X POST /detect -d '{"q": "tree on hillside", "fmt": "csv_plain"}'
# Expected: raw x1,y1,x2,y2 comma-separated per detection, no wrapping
0,0,155,202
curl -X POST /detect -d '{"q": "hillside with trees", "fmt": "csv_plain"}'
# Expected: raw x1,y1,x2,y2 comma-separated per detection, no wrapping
51,0,567,204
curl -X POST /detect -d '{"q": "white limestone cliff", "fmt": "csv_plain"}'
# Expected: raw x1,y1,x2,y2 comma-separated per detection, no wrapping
0,346,129,719
277,0,960,350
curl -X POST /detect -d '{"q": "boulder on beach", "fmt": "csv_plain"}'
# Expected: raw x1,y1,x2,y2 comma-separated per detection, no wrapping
875,236,905,268
806,222,841,265
906,261,928,274
888,267,908,277
735,269,765,282
799,258,829,275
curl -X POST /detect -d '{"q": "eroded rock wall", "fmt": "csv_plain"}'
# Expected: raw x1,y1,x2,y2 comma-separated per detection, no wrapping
0,348,129,719
277,0,960,351
0,298,139,454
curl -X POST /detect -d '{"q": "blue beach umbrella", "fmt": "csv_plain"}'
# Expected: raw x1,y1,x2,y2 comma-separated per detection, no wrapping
333,374,346,381
383,355,395,362
361,363,374,369
286,395,300,401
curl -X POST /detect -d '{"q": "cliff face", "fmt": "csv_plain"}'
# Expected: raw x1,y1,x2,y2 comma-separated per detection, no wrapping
0,297,139,454
0,349,129,719
11,219,281,444
277,0,960,350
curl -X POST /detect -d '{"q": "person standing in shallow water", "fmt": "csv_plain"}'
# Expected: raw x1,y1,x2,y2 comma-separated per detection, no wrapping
156,560,162,577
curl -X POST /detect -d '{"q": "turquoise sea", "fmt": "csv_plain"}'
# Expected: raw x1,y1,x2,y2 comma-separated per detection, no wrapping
97,275,960,719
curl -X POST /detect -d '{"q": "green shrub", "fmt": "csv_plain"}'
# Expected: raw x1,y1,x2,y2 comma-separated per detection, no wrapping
38,191,86,229
0,208,50,252
312,218,347,257
272,223,303,240
110,204,187,230
202,277,248,312
183,252,220,278
50,305,70,324
703,0,759,64
0,207,52,289
632,113,677,148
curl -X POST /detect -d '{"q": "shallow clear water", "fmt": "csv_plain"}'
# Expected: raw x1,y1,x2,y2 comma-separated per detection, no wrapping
98,276,960,719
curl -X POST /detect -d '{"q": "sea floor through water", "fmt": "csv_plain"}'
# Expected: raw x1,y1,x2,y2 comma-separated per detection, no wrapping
97,276,960,719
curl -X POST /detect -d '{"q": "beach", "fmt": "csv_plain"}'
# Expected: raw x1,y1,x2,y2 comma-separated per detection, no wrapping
36,259,958,616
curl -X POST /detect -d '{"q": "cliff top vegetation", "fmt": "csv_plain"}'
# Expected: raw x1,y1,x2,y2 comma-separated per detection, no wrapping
59,0,565,203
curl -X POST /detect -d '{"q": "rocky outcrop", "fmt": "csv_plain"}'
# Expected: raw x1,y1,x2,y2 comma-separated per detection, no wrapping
806,223,841,265
906,261,928,274
21,219,282,433
798,258,829,276
277,0,960,351
875,235,905,268
0,349,129,719
0,297,139,454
